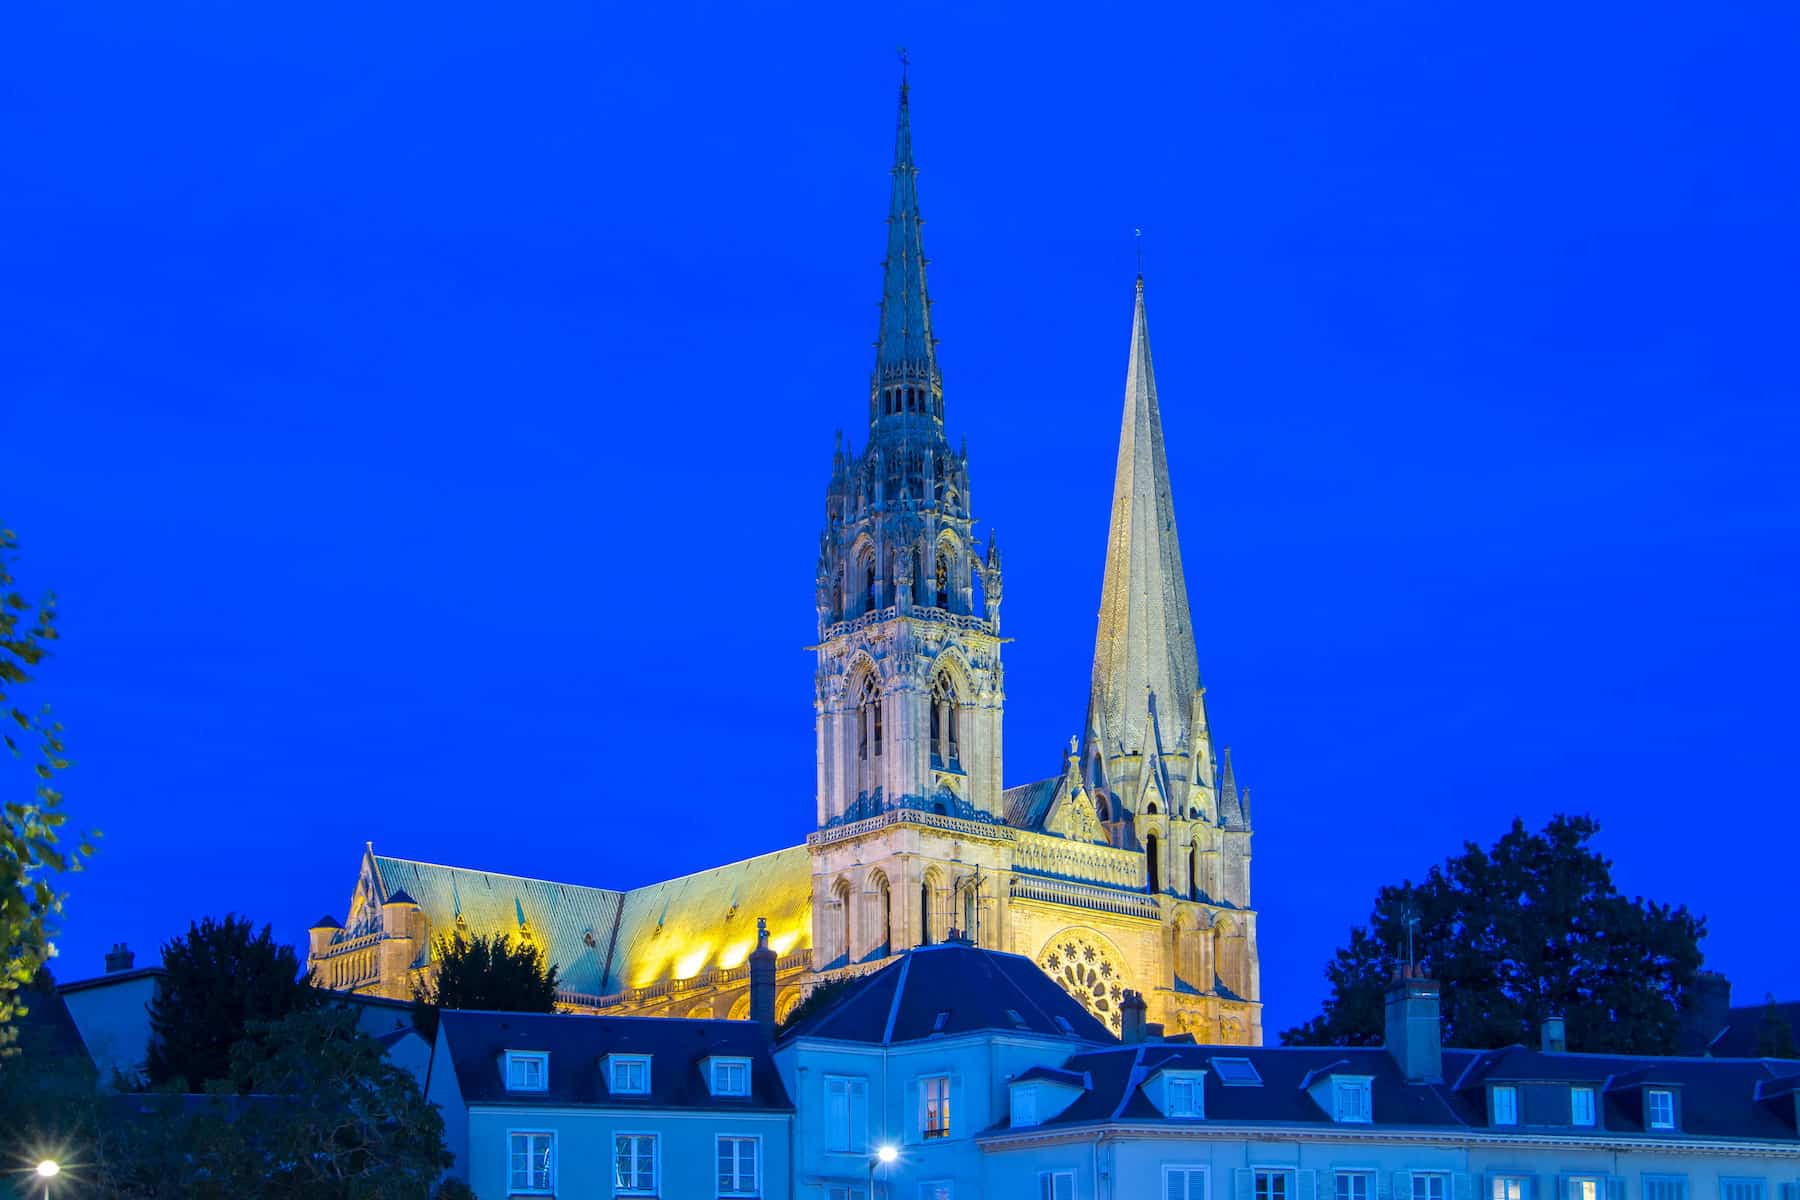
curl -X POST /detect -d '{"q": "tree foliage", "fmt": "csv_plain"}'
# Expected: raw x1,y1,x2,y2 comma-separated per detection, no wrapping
414,930,558,1038
146,914,316,1088
1282,815,1709,1054
1757,995,1798,1059
1,528,95,1058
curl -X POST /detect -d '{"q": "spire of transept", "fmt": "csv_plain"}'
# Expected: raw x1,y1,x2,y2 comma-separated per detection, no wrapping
1088,276,1201,761
870,63,942,429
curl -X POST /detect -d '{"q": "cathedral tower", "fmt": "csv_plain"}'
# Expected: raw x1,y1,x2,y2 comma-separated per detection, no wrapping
808,76,1009,971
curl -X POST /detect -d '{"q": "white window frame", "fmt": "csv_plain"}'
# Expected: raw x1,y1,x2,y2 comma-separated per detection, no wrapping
920,1074,952,1139
609,1053,652,1096
1165,1164,1208,1200
1332,1076,1373,1123
1565,1176,1605,1200
1412,1174,1449,1200
825,1074,870,1153
1254,1168,1296,1200
717,1133,761,1198
614,1130,658,1196
1491,1176,1530,1200
1491,1084,1519,1125
1164,1070,1205,1118
506,1128,554,1196
1335,1171,1375,1200
711,1055,752,1097
1641,1177,1688,1200
1646,1087,1676,1129
502,1049,548,1093
1570,1085,1596,1126
1040,1169,1077,1200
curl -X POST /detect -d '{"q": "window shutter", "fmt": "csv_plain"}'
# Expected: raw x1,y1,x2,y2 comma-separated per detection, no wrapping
905,1078,920,1144
1557,1176,1571,1200
827,1079,849,1151
1394,1171,1413,1200
850,1078,869,1152
1168,1170,1186,1200
1453,1176,1474,1200
1377,1171,1394,1200
1236,1168,1255,1200
1605,1179,1624,1200
1299,1169,1319,1200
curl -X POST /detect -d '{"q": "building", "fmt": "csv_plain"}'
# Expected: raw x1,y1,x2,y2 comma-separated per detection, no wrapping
775,949,1800,1200
310,73,1262,1044
427,1009,794,1197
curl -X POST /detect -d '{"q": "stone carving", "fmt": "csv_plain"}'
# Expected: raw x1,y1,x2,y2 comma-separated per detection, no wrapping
1038,932,1128,1032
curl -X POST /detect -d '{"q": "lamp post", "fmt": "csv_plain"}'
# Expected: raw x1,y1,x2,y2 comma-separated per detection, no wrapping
35,1160,59,1199
868,1144,897,1198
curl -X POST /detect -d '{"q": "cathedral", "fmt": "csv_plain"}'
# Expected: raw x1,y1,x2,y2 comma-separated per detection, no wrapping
309,78,1263,1045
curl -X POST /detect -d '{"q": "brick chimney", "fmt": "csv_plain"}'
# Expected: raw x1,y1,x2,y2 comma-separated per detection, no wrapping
104,943,135,973
1540,1014,1567,1053
1120,989,1148,1044
748,917,778,1038
1383,968,1443,1083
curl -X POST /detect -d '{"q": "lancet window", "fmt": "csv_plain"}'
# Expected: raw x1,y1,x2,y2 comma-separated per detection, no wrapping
856,672,884,762
929,672,960,767
934,550,950,609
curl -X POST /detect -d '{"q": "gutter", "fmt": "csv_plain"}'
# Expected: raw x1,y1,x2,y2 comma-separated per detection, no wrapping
976,1122,1800,1157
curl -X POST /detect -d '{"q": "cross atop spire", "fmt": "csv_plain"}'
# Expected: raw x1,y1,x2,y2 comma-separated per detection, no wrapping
1088,275,1201,763
870,61,942,429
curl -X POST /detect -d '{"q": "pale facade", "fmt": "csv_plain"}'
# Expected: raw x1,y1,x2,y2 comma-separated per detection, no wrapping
309,77,1262,1044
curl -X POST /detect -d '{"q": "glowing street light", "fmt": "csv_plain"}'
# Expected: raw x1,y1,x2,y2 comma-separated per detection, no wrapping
877,1145,898,1164
868,1143,899,1196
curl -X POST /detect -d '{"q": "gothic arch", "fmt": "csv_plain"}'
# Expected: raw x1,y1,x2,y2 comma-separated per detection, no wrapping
728,992,752,1020
919,865,947,946
864,869,892,958
830,876,853,967
776,989,801,1023
1035,926,1131,1033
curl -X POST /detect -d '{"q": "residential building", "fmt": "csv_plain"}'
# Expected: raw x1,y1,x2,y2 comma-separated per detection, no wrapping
311,68,1260,1047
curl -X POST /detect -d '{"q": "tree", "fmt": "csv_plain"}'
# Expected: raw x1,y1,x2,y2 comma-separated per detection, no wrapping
1,528,95,1058
414,930,558,1038
1282,815,1709,1054
1757,994,1798,1059
146,914,316,1088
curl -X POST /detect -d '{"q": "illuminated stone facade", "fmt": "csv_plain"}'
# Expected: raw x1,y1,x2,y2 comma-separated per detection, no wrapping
309,79,1261,1044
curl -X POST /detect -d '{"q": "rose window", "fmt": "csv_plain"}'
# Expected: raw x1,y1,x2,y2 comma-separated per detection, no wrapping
1038,934,1128,1031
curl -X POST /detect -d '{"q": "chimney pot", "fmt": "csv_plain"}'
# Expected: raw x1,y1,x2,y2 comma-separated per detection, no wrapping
105,943,135,973
1541,1014,1567,1053
1120,989,1149,1044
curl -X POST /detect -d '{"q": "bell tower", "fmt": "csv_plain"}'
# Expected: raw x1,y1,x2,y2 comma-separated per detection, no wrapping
808,73,1009,972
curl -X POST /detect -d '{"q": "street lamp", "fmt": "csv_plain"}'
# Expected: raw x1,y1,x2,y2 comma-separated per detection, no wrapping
868,1144,898,1197
35,1161,59,1198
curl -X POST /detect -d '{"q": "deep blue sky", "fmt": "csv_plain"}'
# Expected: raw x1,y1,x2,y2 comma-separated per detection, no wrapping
5,1,1797,1036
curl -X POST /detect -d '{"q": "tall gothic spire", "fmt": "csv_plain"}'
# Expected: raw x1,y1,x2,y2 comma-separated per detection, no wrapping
870,67,942,428
1088,277,1200,759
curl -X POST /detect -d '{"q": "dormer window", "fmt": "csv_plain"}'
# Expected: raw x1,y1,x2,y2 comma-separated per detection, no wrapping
1491,1084,1519,1126
1331,1076,1372,1123
1013,1087,1038,1127
608,1053,651,1095
1164,1071,1204,1118
1571,1085,1596,1126
504,1050,548,1092
710,1056,752,1097
1647,1087,1675,1129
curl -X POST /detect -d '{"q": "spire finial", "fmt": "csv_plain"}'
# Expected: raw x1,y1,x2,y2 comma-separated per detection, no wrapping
1135,227,1144,288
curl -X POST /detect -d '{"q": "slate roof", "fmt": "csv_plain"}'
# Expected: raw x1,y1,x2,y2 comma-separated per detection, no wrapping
779,941,1115,1046
437,1009,792,1112
1008,1042,1800,1142
1714,1000,1800,1058
1003,777,1060,830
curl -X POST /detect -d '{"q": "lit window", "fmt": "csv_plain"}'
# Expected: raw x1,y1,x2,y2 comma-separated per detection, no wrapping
1165,1072,1204,1118
921,1075,952,1138
825,1075,869,1152
1256,1170,1293,1200
1571,1085,1596,1126
717,1135,759,1197
1413,1175,1449,1200
1332,1077,1372,1123
1492,1177,1529,1200
1336,1172,1374,1200
610,1054,650,1095
1566,1178,1604,1200
1722,1182,1767,1200
614,1133,657,1195
1642,1179,1687,1200
711,1057,751,1097
1012,1087,1038,1127
504,1051,548,1092
1647,1087,1676,1129
508,1131,553,1195
1491,1084,1518,1125
1040,1171,1076,1200
1166,1166,1207,1200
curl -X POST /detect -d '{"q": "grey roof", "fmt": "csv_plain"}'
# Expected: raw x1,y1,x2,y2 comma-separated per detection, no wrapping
1714,1000,1800,1058
1087,279,1200,762
1003,777,1060,829
1015,1042,1800,1142
437,1009,792,1112
780,941,1115,1046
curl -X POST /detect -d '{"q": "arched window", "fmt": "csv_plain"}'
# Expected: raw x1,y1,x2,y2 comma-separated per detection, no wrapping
918,880,932,946
864,559,877,614
868,872,892,956
935,550,950,609
1145,833,1161,894
1094,795,1110,823
1189,845,1199,901
961,884,976,942
930,672,959,766
833,879,852,965
912,549,924,605
856,673,880,763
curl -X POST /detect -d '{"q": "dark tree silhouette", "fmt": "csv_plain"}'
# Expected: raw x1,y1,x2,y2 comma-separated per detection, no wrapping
414,930,558,1038
146,914,315,1088
1283,815,1709,1054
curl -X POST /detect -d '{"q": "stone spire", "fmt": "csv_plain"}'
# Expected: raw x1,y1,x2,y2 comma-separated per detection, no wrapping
870,66,942,430
1088,277,1200,761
